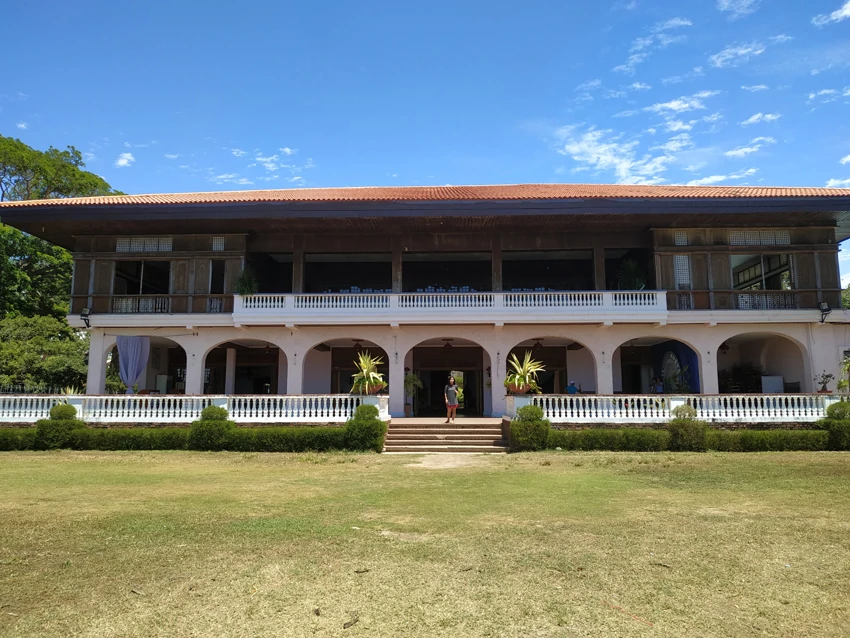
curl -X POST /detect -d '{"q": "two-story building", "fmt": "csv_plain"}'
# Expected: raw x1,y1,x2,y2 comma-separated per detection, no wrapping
3,183,849,418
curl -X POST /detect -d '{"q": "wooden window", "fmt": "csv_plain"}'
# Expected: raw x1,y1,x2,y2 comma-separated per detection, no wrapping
116,237,173,252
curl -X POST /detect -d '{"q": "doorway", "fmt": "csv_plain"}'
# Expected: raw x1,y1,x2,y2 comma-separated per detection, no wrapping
411,341,485,416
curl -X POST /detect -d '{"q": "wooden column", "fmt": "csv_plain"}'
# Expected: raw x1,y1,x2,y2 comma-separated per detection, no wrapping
292,236,304,294
593,248,606,290
392,239,403,293
491,237,502,291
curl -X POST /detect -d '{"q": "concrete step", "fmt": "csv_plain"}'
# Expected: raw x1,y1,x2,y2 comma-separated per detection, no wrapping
389,422,502,430
386,433,503,440
387,428,503,436
384,445,508,453
385,439,507,447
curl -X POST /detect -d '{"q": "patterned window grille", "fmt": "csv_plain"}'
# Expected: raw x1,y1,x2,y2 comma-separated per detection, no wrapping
729,230,791,246
212,237,225,251
116,237,172,252
673,230,688,246
674,253,693,309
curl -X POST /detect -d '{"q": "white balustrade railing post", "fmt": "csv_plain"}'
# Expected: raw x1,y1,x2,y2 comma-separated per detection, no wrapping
601,292,614,311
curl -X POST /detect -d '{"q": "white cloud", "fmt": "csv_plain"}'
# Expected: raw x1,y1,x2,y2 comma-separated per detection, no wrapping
742,84,768,91
613,53,648,74
614,18,691,74
812,1,850,26
576,79,603,91
808,88,841,103
740,112,781,125
212,173,253,185
554,125,676,185
114,152,135,168
651,133,693,153
770,34,793,43
231,148,246,157
826,178,850,187
717,0,760,19
686,168,757,186
709,42,766,68
164,153,180,159
653,17,692,31
614,109,640,118
664,119,696,132
661,66,705,85
841,154,850,165
279,147,297,156
702,112,724,123
83,152,96,162
15,121,27,130
645,90,720,114
630,82,652,90
724,136,775,157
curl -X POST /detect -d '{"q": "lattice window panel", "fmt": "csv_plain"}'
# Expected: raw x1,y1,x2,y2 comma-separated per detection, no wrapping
674,255,692,290
673,230,689,246
116,237,172,252
211,236,225,251
729,230,790,246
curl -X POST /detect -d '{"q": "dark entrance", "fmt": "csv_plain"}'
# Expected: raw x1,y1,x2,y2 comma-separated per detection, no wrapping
412,343,484,416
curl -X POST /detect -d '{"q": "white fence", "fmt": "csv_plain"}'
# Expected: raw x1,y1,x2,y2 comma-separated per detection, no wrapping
0,395,389,425
507,393,838,424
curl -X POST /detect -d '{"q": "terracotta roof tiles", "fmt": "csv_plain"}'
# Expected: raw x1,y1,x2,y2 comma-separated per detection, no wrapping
1,183,849,208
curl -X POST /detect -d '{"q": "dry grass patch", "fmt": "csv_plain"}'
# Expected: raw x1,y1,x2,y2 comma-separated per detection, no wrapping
0,451,848,637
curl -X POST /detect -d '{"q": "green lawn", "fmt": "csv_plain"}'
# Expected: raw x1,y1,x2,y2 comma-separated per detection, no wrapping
1,451,848,637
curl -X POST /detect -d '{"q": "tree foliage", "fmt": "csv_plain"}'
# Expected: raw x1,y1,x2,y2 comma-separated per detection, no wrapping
0,134,122,319
0,315,89,389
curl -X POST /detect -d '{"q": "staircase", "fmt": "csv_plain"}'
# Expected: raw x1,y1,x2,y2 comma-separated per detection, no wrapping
384,417,508,453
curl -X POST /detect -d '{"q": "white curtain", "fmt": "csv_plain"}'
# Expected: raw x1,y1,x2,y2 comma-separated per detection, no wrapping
117,336,151,394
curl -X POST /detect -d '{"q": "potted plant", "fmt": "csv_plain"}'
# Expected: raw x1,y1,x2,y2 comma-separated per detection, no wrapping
815,370,835,394
403,372,424,417
350,351,388,395
235,267,259,296
837,356,850,394
504,351,545,394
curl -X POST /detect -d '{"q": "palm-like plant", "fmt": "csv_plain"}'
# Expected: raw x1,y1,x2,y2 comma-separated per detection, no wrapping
350,351,387,395
504,351,546,394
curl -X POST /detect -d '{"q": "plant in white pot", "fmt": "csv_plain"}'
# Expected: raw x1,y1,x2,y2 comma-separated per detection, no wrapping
350,351,388,395
504,351,545,394
815,370,835,394
403,372,424,417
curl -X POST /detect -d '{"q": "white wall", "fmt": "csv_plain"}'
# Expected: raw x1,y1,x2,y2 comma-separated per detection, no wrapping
567,347,596,393
612,348,623,393
143,346,170,391
763,338,804,388
483,350,492,416
303,349,331,394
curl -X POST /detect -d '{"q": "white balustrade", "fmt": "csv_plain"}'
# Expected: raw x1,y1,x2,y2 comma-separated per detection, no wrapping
398,292,494,308
228,395,368,423
510,393,832,424
294,294,389,309
504,291,603,307
0,395,64,423
82,396,214,424
612,291,662,307
240,294,286,310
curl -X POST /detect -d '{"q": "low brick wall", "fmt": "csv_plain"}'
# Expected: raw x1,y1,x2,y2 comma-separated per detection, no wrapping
550,422,812,431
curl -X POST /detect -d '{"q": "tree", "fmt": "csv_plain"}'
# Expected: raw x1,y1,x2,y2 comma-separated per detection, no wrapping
0,315,89,390
0,134,122,319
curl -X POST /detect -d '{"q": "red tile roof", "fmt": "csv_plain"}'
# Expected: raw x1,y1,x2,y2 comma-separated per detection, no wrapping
1,183,849,208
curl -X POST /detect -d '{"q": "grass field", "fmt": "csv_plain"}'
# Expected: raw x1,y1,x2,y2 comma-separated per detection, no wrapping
0,451,848,637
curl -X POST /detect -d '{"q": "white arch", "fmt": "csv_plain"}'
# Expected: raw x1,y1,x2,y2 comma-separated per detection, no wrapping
715,330,812,393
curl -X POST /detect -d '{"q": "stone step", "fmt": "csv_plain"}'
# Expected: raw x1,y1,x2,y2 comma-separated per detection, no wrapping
384,445,508,454
387,428,503,436
386,433,504,441
385,439,507,447
389,422,502,430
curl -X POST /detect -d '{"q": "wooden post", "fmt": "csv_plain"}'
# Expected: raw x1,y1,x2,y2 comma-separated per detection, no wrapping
491,237,502,291
292,236,304,294
392,239,403,293
593,248,606,290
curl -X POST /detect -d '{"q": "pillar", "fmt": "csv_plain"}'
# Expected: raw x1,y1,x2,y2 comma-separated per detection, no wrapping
593,247,606,291
491,238,502,291
596,349,614,395
488,347,506,417
389,352,405,417
184,347,205,395
224,348,236,394
700,350,719,394
287,351,304,394
392,241,403,294
292,236,304,293
86,329,107,395
277,350,288,393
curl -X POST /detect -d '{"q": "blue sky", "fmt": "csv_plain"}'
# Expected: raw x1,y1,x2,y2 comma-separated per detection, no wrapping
2,0,850,274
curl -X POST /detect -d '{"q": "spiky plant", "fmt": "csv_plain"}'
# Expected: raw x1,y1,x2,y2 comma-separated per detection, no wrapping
350,351,387,395
504,351,546,394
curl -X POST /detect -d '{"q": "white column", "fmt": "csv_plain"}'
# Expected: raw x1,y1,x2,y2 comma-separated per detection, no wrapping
389,354,405,417
287,351,304,394
489,348,506,417
224,348,236,394
596,350,614,395
700,351,719,394
277,350,288,394
86,330,107,395
184,347,205,395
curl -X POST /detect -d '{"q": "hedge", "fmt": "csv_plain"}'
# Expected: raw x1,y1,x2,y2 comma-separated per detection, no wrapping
705,429,828,452
69,428,190,451
230,427,348,452
548,428,669,451
344,404,388,452
510,404,551,451
0,428,37,451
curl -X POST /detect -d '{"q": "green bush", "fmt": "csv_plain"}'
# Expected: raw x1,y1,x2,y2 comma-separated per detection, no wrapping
548,428,669,451
667,418,708,452
188,417,237,451
34,418,86,450
706,429,828,452
817,419,850,451
231,427,348,452
825,400,850,421
200,405,229,421
69,428,189,451
49,403,78,420
0,428,37,451
510,405,551,451
671,404,697,419
345,404,387,452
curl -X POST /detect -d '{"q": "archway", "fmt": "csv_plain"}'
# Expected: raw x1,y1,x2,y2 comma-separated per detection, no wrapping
203,339,285,395
103,336,188,394
407,337,486,416
717,332,808,393
506,337,596,394
302,338,389,395
613,337,701,394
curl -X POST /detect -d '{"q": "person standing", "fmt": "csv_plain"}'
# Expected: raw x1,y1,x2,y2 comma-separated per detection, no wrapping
565,381,579,395
444,376,459,423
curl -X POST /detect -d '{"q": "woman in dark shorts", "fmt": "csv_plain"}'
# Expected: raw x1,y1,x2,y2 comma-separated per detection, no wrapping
445,376,459,423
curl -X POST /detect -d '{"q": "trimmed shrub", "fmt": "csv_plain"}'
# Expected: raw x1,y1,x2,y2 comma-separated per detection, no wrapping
706,429,828,452
188,407,237,451
825,400,850,421
667,418,708,452
0,428,38,451
345,404,387,452
671,404,697,419
818,420,850,451
69,428,189,451
231,427,348,452
34,418,86,450
510,405,550,451
50,403,78,420
548,428,669,451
